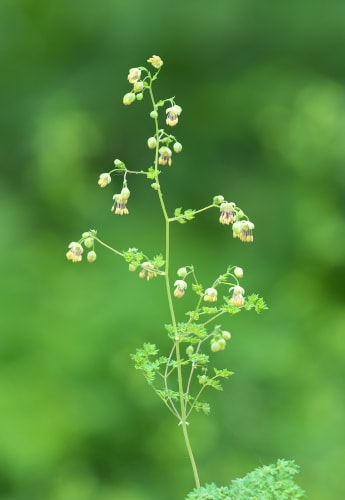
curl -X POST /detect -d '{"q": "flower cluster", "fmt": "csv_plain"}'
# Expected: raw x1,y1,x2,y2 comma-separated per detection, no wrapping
123,56,163,107
218,199,255,242
66,232,97,264
233,221,255,242
210,330,232,352
139,261,158,280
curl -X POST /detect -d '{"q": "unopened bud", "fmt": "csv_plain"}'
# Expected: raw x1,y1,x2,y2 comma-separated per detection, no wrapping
121,187,130,200
234,267,244,278
84,237,94,249
123,92,136,105
87,251,97,263
173,142,182,153
213,195,225,205
147,137,157,149
186,345,194,356
211,341,221,353
177,267,188,278
133,81,144,92
222,331,232,340
150,110,158,119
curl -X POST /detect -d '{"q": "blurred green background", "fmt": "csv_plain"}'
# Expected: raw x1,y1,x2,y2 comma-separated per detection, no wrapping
1,1,345,498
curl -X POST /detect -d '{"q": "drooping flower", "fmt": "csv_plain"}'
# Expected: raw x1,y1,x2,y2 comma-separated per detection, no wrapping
147,55,163,69
232,221,254,242
229,285,245,307
204,287,218,302
127,68,141,84
219,202,236,225
174,280,188,298
139,261,157,280
98,173,111,188
111,187,131,215
166,105,182,126
159,146,173,166
66,242,83,263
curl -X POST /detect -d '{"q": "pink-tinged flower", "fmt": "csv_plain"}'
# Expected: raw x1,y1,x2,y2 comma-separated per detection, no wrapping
66,242,83,262
229,285,245,307
147,55,163,69
159,146,172,166
111,187,130,215
232,221,254,242
139,262,157,280
127,68,141,84
98,173,111,188
219,202,236,225
166,105,182,126
204,287,218,302
174,280,187,298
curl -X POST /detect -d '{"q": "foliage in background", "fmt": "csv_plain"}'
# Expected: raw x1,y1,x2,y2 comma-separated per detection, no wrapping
1,1,344,499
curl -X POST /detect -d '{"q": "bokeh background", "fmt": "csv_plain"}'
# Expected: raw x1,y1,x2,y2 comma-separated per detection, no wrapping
1,1,345,498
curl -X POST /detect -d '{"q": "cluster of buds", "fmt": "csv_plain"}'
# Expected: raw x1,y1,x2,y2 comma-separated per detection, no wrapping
66,232,97,263
229,285,245,307
124,67,144,105
232,221,255,242
210,330,232,353
123,56,163,106
112,187,131,215
139,261,158,280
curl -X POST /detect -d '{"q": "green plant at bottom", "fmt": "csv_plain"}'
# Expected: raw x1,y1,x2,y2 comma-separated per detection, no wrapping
65,55,305,499
186,459,305,499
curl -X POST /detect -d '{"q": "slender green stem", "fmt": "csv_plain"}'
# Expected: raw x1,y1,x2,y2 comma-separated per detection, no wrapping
148,74,201,489
94,237,124,257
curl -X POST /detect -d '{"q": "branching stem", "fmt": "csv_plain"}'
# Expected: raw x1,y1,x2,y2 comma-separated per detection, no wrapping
148,74,201,489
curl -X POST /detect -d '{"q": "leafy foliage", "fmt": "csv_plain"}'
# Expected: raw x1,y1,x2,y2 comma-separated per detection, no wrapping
186,460,306,499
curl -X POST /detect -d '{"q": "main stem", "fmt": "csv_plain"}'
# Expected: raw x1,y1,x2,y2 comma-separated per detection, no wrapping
161,205,200,489
148,78,200,488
